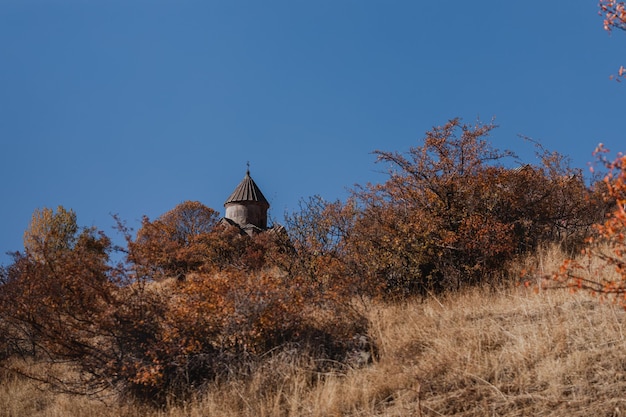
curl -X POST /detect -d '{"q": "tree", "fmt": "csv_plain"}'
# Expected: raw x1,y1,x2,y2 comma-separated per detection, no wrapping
284,196,358,289
344,119,603,296
130,201,220,279
0,220,119,391
2,203,369,403
348,118,519,294
23,206,78,262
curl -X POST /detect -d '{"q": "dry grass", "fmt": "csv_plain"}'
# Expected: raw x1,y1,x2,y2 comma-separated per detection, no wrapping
3,245,626,416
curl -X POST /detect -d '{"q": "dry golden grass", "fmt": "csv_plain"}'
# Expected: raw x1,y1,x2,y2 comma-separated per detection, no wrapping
3,245,626,416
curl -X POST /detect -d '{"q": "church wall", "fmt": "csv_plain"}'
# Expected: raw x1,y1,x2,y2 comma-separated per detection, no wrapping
225,202,268,229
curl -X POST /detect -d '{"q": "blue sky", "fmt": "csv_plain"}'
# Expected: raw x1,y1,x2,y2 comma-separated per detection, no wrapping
1,1,624,264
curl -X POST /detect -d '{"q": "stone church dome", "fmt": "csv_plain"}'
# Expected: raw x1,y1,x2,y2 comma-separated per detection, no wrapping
224,169,270,234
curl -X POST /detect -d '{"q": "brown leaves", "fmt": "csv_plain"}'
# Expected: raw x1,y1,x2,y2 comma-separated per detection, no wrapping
2,121,610,403
1,199,369,403
339,120,603,296
130,201,220,279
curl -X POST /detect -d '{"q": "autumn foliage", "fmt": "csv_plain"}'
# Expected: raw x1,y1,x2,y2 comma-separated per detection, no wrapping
0,120,613,403
0,5,622,410
287,119,606,298
0,203,365,403
601,0,626,33
600,0,626,80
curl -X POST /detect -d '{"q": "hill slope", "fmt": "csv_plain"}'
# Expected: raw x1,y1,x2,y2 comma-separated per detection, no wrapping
3,278,626,416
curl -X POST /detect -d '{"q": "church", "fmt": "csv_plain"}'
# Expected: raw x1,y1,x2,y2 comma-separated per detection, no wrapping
221,168,282,236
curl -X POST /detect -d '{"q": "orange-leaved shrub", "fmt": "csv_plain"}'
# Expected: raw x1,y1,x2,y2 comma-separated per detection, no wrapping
355,121,605,296
0,203,368,404
287,120,606,298
0,130,607,402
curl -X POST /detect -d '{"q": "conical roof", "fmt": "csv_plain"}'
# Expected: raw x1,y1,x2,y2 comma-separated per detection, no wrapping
224,170,269,207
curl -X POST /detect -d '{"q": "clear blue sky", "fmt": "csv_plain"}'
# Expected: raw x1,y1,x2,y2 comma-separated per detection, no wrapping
1,0,623,264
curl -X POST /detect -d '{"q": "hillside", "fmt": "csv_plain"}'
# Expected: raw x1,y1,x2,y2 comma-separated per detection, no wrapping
3,247,626,417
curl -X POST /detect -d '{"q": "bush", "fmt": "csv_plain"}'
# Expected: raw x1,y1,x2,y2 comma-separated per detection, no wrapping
0,204,368,404
286,120,606,298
